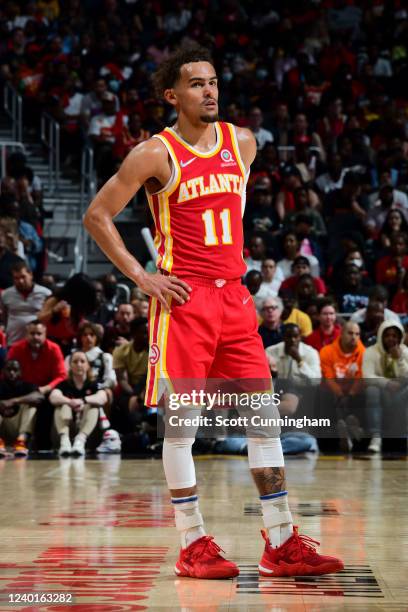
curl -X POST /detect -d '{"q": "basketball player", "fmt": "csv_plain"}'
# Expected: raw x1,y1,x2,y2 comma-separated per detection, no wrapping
84,46,343,579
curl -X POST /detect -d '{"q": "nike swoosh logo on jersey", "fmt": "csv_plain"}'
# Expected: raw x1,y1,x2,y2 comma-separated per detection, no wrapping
180,158,196,168
243,296,251,304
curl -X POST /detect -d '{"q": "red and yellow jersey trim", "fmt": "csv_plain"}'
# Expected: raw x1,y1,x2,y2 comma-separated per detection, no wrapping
164,122,223,158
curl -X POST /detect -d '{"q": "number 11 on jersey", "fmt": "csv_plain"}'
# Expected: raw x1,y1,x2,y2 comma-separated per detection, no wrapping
202,208,233,246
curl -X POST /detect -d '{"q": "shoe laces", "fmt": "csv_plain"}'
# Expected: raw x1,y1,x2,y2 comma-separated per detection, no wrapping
289,526,320,559
188,536,224,561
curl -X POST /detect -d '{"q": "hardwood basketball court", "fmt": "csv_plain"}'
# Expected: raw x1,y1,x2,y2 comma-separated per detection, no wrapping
0,454,407,611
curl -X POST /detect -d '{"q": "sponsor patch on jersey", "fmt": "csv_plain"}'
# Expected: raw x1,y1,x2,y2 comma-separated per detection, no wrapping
220,149,236,166
149,343,160,365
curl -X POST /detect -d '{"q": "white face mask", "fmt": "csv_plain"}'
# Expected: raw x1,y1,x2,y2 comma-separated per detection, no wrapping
349,258,363,268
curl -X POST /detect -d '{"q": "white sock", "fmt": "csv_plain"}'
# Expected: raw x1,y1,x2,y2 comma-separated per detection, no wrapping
171,495,206,548
260,491,293,547
75,432,87,442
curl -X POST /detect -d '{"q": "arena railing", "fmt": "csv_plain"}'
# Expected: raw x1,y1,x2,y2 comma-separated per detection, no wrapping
71,146,96,275
0,141,26,178
41,113,60,194
3,83,22,143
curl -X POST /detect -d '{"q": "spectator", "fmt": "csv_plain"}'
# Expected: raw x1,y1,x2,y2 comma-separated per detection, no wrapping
102,302,135,353
392,272,408,315
113,112,150,160
376,232,408,291
70,322,116,391
363,320,408,453
88,92,122,182
50,351,107,456
359,300,386,347
87,280,114,327
244,176,278,233
351,286,400,324
8,319,66,449
1,262,51,345
80,78,119,130
320,322,366,451
112,318,148,432
279,288,313,338
336,264,370,314
283,188,327,239
244,270,263,308
245,234,267,273
295,274,319,313
0,225,24,290
305,299,341,352
248,107,273,150
276,231,320,279
280,256,326,296
254,259,284,305
275,165,319,222
367,185,408,239
266,323,321,383
378,209,408,251
315,153,349,194
258,297,285,349
0,359,44,458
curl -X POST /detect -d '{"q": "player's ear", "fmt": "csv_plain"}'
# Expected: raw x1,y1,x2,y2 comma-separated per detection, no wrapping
164,88,177,107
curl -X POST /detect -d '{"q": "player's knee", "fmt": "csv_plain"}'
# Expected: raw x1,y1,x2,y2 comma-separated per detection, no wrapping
247,436,284,468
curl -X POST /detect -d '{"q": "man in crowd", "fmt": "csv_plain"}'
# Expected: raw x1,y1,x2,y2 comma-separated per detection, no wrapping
258,297,285,348
0,225,24,290
320,322,366,452
7,320,66,448
0,262,51,345
0,359,44,458
102,302,135,353
112,317,149,432
279,288,313,338
363,320,408,453
280,256,326,296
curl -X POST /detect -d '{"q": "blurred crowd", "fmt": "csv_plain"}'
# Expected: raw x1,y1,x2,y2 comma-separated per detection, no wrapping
0,0,408,457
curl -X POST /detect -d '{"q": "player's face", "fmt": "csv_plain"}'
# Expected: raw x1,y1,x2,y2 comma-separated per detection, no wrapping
170,61,219,124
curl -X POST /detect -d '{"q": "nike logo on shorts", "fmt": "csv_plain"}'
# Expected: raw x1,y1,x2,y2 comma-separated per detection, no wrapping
180,158,196,168
243,296,251,304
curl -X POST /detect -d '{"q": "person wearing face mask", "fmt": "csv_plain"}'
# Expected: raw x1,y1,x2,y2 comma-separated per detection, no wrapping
363,320,408,453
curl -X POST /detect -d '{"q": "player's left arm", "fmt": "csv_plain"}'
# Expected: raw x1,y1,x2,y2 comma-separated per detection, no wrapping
235,127,257,173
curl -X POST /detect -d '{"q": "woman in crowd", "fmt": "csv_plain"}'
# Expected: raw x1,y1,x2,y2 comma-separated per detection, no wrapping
50,351,107,456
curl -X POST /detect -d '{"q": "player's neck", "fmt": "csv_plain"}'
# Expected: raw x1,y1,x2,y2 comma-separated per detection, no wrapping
172,116,217,153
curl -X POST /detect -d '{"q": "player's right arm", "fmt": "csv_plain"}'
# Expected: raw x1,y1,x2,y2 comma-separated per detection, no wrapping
83,139,191,312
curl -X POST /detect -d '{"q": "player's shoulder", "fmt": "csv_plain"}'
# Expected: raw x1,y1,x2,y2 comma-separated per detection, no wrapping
127,134,169,161
232,125,256,146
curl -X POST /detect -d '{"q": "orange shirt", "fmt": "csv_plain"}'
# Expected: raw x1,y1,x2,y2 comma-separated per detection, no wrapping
320,336,365,396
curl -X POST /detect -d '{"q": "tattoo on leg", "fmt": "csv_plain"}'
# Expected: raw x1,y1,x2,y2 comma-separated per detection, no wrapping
251,467,286,496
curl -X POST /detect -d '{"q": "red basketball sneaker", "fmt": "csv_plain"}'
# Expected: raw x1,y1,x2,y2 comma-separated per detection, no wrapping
175,535,239,579
258,527,344,577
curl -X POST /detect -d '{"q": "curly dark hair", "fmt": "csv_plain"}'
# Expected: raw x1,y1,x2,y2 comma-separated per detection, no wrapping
152,44,214,98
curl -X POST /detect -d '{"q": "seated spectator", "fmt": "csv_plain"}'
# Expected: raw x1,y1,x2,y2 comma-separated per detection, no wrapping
275,165,319,222
69,322,117,392
113,112,150,161
305,299,341,352
324,172,367,237
279,288,313,338
112,318,148,433
351,285,400,324
291,113,326,162
0,359,44,458
245,270,263,309
87,280,114,327
245,234,267,273
305,299,321,331
80,78,119,130
368,170,408,210
336,264,370,314
88,92,122,181
0,225,24,290
50,351,108,457
38,273,97,355
283,187,327,239
7,320,66,449
366,184,408,238
258,297,285,348
0,195,43,272
377,209,408,251
244,176,278,233
276,231,320,279
363,320,408,454
0,262,51,345
315,153,348,194
358,300,386,347
280,256,326,296
266,323,321,448
102,302,135,353
266,323,321,383
295,273,319,313
248,106,273,150
320,322,366,452
375,231,408,292
392,271,408,315
253,259,284,306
